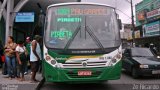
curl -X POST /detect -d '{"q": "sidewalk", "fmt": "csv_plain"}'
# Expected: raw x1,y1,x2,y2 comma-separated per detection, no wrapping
0,69,42,90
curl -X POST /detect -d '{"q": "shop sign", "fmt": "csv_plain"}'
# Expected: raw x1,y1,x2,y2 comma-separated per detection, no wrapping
143,21,160,37
15,12,34,22
147,8,160,19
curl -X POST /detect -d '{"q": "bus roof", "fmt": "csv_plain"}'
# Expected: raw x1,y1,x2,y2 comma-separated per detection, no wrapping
47,2,115,9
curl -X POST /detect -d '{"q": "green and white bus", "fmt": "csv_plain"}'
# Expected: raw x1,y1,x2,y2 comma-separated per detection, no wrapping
43,2,122,83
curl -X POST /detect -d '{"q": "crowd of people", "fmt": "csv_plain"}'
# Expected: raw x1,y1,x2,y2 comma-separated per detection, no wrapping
0,35,42,83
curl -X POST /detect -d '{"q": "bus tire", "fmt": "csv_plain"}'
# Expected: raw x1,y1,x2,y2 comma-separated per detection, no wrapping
36,77,46,90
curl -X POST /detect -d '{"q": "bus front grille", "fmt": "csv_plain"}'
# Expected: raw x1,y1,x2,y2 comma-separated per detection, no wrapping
62,62,107,68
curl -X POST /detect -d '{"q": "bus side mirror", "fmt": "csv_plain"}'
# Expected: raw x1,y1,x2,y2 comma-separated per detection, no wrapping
118,19,122,30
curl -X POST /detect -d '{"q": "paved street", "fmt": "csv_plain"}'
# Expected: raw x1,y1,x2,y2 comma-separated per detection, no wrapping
1,69,159,90
40,70,160,90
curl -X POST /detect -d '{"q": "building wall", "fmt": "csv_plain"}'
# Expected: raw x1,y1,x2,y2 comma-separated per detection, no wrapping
121,24,133,40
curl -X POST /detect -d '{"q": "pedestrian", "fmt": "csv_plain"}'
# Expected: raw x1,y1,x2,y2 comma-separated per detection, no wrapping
0,39,7,75
4,36,17,80
15,41,28,81
149,43,157,55
0,39,4,68
24,37,31,75
30,35,42,83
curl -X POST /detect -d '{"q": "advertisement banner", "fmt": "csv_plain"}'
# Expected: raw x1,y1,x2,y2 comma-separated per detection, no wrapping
147,8,160,21
143,21,160,37
137,10,146,21
147,8,160,19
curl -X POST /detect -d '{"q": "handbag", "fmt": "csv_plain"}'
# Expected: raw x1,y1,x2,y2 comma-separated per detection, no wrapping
1,55,5,63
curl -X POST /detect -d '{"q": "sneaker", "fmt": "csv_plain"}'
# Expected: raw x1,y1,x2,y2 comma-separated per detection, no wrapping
9,77,12,80
19,78,25,81
24,72,28,75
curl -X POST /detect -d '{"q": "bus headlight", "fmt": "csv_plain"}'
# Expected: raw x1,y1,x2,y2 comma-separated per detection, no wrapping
108,53,122,66
45,54,57,66
140,65,149,68
111,54,121,63
115,54,121,60
111,58,117,63
45,55,51,61
51,60,57,65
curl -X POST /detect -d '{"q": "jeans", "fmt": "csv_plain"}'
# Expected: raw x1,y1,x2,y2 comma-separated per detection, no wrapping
24,60,28,73
5,56,17,78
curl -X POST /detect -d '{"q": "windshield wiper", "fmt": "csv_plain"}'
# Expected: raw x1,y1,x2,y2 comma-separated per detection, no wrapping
85,25,106,52
84,16,106,52
64,23,81,50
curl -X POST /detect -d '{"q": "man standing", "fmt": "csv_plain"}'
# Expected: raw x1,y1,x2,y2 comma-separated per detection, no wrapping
149,43,157,55
24,37,31,75
30,35,42,83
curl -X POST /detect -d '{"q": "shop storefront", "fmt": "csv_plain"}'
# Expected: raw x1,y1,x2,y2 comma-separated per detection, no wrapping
135,0,160,52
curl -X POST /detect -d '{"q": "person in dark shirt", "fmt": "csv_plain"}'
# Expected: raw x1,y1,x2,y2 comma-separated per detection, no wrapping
149,43,157,55
24,37,31,75
0,40,4,67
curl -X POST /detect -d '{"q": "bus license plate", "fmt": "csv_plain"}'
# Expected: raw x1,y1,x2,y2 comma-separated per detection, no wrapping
78,71,92,76
152,70,160,74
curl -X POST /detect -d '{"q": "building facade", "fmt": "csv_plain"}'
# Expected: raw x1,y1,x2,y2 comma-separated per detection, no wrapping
135,0,160,50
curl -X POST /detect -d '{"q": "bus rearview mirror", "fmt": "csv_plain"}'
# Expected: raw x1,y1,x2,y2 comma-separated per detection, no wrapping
118,19,122,30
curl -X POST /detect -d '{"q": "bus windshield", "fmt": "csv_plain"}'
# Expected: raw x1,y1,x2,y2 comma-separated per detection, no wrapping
45,4,121,50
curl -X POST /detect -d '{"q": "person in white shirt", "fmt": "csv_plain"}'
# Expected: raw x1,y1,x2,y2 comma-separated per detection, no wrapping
30,35,42,83
15,41,28,81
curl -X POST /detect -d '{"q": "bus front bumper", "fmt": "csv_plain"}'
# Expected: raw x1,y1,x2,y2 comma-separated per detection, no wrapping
42,61,122,83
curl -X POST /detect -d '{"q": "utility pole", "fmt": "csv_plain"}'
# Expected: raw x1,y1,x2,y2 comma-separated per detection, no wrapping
130,0,135,44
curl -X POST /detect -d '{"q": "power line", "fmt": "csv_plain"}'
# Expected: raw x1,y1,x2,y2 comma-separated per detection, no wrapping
115,0,136,19
116,8,131,19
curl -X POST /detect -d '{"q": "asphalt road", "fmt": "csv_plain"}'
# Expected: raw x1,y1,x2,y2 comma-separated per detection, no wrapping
40,71,160,90
1,70,160,90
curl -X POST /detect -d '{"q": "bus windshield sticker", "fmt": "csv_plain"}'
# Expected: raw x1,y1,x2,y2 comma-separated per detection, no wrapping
51,30,73,39
57,17,82,22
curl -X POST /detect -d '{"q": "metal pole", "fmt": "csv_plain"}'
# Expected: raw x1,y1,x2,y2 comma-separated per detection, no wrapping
5,0,14,43
0,0,7,21
131,0,135,44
